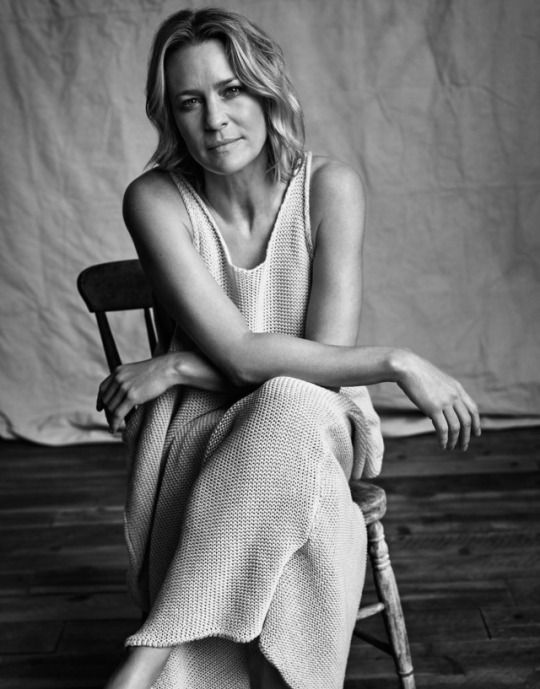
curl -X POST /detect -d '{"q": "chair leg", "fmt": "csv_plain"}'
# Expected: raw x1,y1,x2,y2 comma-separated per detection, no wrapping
367,519,416,689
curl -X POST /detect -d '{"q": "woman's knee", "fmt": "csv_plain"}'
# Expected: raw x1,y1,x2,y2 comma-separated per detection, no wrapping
204,376,350,480
252,376,326,423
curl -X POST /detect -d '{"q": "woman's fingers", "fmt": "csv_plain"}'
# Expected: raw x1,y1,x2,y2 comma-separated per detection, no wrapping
451,400,472,451
442,406,462,450
103,389,134,433
462,389,482,437
432,410,448,450
453,384,481,444
111,398,138,432
434,398,475,451
97,373,118,411
96,377,110,411
107,384,131,417
97,368,133,432
104,406,115,431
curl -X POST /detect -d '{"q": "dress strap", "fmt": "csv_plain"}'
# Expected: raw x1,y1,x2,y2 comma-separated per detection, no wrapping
302,152,313,256
168,172,205,253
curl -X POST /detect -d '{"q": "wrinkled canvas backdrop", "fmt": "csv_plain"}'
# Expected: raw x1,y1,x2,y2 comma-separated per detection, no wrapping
1,0,539,444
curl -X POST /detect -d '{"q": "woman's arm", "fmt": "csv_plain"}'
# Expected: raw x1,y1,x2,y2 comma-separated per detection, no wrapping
98,166,480,448
304,157,365,347
302,158,480,451
98,158,367,426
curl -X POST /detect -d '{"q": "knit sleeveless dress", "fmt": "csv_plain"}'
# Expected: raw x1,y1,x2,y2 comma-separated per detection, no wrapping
123,153,384,689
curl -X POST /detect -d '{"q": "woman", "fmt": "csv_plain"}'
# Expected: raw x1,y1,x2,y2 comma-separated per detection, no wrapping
98,8,481,689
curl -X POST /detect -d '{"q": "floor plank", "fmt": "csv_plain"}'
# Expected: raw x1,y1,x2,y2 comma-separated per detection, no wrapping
1,430,539,688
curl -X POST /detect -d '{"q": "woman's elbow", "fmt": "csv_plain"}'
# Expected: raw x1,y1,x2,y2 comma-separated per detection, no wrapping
223,360,264,388
221,349,269,389
212,332,264,388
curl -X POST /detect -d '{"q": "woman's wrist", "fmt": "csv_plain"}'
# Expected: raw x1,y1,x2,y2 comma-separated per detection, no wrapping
162,350,229,391
162,352,186,387
386,347,415,385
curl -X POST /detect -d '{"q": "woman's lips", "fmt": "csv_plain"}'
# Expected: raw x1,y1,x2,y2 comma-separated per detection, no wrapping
207,138,241,150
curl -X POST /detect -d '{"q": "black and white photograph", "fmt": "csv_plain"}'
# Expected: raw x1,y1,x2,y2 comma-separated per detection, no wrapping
1,1,539,687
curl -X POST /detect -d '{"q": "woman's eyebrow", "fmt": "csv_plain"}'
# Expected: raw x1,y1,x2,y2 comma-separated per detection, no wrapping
175,77,239,98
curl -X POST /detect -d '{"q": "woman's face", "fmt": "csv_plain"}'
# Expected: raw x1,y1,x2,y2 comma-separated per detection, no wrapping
166,40,268,177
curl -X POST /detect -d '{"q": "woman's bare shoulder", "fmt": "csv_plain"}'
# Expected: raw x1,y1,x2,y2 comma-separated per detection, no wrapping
309,155,366,241
124,168,181,209
310,155,365,195
123,168,192,238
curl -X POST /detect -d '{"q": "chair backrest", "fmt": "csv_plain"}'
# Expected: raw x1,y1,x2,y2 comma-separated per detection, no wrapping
77,259,173,372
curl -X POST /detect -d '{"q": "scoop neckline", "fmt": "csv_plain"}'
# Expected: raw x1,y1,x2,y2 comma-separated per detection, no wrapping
178,157,307,274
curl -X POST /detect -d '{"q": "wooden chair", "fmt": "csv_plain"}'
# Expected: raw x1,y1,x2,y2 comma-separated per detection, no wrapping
77,259,175,371
351,483,415,688
77,259,415,689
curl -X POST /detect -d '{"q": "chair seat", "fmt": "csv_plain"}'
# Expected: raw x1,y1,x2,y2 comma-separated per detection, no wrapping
350,480,387,525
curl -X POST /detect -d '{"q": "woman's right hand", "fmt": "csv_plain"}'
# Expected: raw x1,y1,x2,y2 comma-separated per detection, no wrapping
392,350,481,451
97,355,179,433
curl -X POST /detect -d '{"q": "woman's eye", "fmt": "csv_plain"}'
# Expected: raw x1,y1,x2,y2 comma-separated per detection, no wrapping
223,85,243,99
178,98,200,111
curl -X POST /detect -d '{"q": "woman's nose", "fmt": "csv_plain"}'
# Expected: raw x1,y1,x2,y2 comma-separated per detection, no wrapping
204,97,227,130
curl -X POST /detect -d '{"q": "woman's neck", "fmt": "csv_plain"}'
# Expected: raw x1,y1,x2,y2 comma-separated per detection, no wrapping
201,155,284,233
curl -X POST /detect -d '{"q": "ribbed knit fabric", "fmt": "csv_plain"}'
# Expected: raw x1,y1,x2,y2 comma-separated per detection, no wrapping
123,153,384,688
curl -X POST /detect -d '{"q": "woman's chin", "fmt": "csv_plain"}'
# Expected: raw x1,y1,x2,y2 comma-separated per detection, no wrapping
198,143,267,178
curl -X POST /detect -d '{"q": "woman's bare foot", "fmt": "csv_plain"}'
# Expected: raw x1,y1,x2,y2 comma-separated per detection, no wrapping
105,646,171,689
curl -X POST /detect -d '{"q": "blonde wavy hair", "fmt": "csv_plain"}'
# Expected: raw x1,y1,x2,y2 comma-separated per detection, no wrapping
146,7,305,182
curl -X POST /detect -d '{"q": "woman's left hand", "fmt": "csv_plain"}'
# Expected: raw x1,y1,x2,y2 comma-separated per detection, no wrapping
96,356,178,433
394,350,481,451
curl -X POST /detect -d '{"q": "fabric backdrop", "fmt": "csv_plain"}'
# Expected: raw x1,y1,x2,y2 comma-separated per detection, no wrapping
1,0,539,444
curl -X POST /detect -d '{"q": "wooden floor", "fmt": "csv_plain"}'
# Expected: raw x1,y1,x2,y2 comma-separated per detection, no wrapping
0,428,539,688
